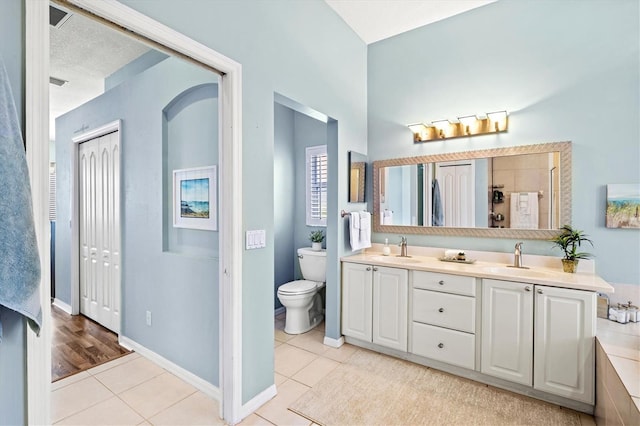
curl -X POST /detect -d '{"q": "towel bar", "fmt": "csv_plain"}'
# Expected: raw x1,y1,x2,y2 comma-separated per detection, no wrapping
341,209,370,218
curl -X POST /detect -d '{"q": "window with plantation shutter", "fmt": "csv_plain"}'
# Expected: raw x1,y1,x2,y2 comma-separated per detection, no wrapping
306,145,327,227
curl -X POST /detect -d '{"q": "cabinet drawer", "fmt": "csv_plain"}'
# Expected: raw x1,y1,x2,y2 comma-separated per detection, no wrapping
413,289,475,333
411,322,475,370
412,271,475,296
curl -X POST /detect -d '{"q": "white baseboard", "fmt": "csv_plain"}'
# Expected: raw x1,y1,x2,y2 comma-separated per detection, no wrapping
274,306,285,316
323,335,344,348
119,336,221,403
52,298,72,314
239,384,277,422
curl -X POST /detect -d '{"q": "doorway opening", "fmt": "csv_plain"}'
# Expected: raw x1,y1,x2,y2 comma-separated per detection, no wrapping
26,1,243,424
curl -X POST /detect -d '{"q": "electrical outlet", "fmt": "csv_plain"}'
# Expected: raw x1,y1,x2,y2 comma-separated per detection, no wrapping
146,310,152,326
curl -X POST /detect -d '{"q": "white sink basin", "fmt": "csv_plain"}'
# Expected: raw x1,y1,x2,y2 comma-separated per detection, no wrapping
369,255,422,264
483,266,558,278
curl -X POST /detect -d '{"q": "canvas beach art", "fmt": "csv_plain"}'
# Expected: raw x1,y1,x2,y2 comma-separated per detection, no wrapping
606,184,640,229
173,166,217,230
181,178,210,218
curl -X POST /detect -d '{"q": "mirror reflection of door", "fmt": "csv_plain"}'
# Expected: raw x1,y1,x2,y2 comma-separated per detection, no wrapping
435,160,475,227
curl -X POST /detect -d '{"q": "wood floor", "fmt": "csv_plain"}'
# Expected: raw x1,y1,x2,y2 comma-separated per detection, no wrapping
51,304,131,382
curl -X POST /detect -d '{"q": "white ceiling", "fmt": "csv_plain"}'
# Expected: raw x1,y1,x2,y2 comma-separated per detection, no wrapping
325,0,497,44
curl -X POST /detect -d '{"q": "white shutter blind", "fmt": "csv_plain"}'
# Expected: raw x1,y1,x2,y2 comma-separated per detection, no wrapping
49,162,56,221
306,145,327,226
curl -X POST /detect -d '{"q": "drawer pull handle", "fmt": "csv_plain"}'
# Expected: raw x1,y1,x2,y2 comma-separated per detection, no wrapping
438,308,444,313
524,286,531,292
438,280,444,285
438,343,444,349
537,288,543,294
366,267,371,271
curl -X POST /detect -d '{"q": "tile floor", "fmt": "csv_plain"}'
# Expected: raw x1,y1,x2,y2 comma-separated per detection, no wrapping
51,313,595,425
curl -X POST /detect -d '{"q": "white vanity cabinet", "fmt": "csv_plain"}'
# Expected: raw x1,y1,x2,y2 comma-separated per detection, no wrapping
341,262,408,351
410,271,477,369
481,279,596,404
481,280,534,385
534,285,596,404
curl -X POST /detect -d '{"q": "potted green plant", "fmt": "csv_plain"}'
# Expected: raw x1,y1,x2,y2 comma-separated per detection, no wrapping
309,230,325,251
550,225,593,273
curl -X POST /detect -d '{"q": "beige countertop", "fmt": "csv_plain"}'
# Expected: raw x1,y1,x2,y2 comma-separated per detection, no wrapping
597,318,640,412
341,251,614,293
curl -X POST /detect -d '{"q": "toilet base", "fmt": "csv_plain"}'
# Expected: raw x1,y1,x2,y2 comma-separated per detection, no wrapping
283,293,323,335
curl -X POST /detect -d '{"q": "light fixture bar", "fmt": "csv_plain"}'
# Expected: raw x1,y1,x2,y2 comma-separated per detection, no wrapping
408,110,509,143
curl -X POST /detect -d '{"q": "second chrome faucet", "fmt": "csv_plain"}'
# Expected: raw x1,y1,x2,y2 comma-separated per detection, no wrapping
398,236,409,257
511,241,529,269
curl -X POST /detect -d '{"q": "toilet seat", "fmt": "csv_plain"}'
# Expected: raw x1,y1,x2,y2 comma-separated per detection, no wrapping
278,280,318,295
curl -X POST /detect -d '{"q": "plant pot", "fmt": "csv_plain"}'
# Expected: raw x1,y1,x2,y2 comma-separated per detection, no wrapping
561,259,579,273
311,242,322,251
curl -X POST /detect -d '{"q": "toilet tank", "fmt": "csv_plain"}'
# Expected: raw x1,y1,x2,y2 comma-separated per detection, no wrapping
297,247,326,282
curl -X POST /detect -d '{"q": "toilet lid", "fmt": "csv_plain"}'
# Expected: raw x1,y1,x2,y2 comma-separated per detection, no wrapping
278,280,317,294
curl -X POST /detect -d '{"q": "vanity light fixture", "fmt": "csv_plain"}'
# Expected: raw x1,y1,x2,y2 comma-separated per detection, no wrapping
407,123,430,143
458,115,478,135
408,110,509,143
431,120,450,139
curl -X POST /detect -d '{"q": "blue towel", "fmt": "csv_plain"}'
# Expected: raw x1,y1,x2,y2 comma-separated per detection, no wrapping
432,179,444,226
0,56,41,341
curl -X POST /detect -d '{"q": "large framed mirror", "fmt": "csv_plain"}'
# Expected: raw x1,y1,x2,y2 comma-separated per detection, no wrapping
373,142,571,239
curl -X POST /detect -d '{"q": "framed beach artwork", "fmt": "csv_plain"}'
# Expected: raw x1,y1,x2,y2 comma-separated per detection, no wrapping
606,184,640,229
173,166,217,230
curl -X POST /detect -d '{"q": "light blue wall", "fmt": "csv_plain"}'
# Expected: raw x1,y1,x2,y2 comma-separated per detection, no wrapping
163,83,219,257
293,113,329,253
118,0,368,403
274,103,295,309
368,0,639,286
0,0,27,423
274,104,330,308
105,50,169,91
55,58,220,385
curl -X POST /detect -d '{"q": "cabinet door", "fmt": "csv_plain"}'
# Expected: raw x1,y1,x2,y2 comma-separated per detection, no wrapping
341,263,373,341
534,285,596,404
373,266,408,351
481,279,533,386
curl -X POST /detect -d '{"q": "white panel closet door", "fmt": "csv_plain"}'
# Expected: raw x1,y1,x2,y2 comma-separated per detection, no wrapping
78,131,120,333
436,161,475,227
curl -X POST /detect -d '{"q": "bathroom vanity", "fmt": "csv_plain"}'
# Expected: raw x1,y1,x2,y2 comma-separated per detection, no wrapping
340,250,614,414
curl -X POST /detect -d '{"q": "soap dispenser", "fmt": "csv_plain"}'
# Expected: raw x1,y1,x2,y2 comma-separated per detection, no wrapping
382,238,391,256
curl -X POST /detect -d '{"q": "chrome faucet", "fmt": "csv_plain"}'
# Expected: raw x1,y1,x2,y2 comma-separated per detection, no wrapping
513,242,525,268
398,236,409,257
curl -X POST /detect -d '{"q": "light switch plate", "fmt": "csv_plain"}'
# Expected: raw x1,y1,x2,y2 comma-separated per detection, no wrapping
246,230,266,249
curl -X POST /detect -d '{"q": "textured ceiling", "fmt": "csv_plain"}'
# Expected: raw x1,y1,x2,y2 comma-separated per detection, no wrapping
49,6,150,139
324,0,496,44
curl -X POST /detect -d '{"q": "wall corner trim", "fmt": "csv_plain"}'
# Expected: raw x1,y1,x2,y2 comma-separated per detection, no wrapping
239,384,277,423
323,335,345,348
52,299,72,315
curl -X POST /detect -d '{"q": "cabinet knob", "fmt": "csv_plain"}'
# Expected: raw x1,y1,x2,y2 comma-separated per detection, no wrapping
366,267,371,271
438,280,444,285
373,267,378,272
537,288,543,294
438,343,444,349
438,308,444,313
524,286,531,292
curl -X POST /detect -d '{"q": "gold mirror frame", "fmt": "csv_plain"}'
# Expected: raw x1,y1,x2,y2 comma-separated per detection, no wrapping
373,141,571,239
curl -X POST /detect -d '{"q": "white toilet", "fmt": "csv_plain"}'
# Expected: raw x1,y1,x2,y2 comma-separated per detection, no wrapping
277,247,326,334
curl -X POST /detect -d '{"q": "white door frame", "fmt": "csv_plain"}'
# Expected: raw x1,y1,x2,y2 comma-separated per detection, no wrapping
25,1,243,424
72,120,121,329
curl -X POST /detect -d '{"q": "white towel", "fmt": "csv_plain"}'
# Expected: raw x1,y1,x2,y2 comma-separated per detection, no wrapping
349,212,363,251
358,211,372,249
510,192,539,229
382,209,393,225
